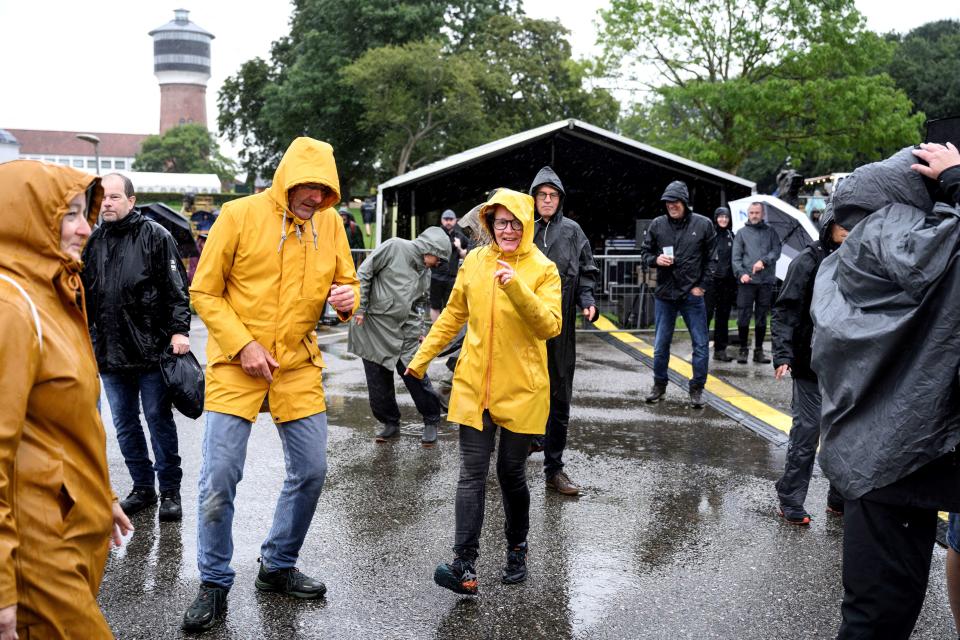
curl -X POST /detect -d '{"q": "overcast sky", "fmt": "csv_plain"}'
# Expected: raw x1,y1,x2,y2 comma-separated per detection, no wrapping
1,0,956,141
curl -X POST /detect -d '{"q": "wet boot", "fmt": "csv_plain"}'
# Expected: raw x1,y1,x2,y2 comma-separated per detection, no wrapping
753,348,771,364
737,348,749,364
689,387,704,409
159,489,182,522
644,382,667,403
182,583,228,632
434,556,478,595
713,347,733,362
254,559,327,599
374,423,400,443
546,471,579,496
421,422,438,448
501,543,528,584
120,487,157,516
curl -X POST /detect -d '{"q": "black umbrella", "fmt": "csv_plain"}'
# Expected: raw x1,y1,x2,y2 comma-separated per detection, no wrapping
139,203,200,258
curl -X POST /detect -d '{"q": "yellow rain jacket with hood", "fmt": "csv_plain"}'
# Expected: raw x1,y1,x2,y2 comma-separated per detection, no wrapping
407,188,562,434
0,161,115,637
190,137,360,423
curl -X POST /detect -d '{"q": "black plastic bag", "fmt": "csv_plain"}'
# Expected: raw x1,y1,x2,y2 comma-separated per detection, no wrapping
160,346,205,419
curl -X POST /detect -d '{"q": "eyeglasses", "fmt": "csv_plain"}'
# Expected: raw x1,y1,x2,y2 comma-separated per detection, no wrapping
492,218,523,231
535,191,559,202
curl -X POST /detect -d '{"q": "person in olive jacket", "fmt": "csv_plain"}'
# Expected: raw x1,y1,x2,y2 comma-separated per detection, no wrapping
704,206,737,362
639,181,715,408
81,173,191,523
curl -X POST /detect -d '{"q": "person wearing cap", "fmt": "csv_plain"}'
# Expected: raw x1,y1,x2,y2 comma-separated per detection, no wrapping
771,205,848,525
405,188,561,595
527,166,599,496
704,206,737,362
639,180,716,407
429,209,471,321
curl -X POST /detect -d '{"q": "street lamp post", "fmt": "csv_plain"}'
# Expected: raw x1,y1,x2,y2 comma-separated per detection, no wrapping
76,133,101,175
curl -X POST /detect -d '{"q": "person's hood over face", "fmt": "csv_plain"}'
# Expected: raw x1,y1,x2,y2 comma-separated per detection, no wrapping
268,137,341,222
529,166,566,218
0,160,101,284
832,146,934,231
661,180,690,219
714,206,731,230
479,188,536,257
412,226,451,264
817,203,843,253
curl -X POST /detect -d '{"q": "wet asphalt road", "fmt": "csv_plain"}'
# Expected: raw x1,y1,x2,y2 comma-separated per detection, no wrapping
96,321,954,639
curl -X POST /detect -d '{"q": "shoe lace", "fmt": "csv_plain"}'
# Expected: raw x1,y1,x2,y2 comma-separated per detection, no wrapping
451,558,477,582
505,546,527,569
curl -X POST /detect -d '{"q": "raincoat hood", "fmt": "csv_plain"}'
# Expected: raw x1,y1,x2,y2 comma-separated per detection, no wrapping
832,146,934,231
412,226,451,264
479,188,536,257
529,165,566,218
661,181,690,205
267,137,341,222
818,203,842,253
0,160,101,285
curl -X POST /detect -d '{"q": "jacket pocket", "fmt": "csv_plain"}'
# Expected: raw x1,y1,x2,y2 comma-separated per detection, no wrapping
303,334,325,368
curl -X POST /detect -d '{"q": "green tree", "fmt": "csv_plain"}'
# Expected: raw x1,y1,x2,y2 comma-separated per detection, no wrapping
600,0,923,180
134,124,237,184
888,20,960,121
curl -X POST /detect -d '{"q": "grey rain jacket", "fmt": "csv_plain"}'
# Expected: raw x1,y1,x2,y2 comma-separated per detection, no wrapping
640,193,715,301
811,147,960,504
81,210,191,373
348,226,450,368
732,220,782,285
529,166,599,383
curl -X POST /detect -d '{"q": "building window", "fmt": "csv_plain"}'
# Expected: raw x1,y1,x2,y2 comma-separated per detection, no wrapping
58,158,70,165
87,159,96,168
101,160,112,169
44,157,56,163
114,160,125,170
73,159,83,168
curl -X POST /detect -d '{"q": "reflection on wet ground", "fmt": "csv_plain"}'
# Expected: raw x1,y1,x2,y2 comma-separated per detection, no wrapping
97,324,953,638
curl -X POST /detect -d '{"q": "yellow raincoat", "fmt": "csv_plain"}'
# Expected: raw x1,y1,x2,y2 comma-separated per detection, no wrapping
190,138,360,423
407,189,562,433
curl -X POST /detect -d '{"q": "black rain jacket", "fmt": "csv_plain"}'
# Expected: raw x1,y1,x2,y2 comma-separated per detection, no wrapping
732,220,781,286
431,225,472,283
82,210,191,373
640,207,715,301
530,166,599,383
708,219,735,283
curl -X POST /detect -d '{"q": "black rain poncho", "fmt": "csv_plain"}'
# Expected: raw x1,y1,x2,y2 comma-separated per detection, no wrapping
810,147,960,502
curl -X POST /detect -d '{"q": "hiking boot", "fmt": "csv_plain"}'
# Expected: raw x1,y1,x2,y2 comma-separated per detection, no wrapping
374,423,400,443
689,387,704,408
713,347,733,362
528,437,545,456
120,487,157,516
182,583,228,632
159,489,182,522
644,382,667,403
826,500,845,517
546,471,580,496
501,543,528,585
433,557,478,595
753,348,771,364
737,348,749,364
421,422,438,447
254,560,327,599
777,506,811,526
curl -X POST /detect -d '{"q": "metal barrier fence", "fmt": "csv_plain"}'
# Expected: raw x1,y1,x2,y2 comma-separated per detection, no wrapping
592,253,656,329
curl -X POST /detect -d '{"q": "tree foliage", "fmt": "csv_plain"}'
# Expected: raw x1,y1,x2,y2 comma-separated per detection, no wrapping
134,124,237,183
600,0,923,181
887,20,960,121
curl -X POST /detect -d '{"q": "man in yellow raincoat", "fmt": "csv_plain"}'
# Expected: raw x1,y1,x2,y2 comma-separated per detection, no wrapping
182,137,359,632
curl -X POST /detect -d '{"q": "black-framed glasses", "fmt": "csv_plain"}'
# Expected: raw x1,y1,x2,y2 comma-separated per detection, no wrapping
492,218,523,231
535,191,559,202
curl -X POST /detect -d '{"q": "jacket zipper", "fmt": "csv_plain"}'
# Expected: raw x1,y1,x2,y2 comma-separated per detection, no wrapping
484,254,498,410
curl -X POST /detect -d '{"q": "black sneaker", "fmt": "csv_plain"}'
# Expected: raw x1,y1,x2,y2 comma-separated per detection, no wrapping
753,348,771,364
501,543,528,584
713,347,733,362
159,490,182,522
255,560,327,599
689,387,704,408
120,487,157,516
434,557,478,595
644,383,667,403
375,423,400,443
421,422,438,447
182,583,228,632
737,349,749,364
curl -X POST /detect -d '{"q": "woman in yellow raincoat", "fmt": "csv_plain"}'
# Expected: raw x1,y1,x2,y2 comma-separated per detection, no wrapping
0,161,132,638
406,187,561,594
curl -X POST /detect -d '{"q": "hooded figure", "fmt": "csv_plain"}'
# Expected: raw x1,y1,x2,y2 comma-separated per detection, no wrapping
704,206,737,361
348,226,450,445
0,161,117,637
183,137,360,632
527,166,599,495
408,187,562,595
811,146,960,638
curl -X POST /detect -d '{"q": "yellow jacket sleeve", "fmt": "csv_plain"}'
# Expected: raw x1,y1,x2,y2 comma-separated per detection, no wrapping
501,263,563,340
407,263,469,377
331,216,361,322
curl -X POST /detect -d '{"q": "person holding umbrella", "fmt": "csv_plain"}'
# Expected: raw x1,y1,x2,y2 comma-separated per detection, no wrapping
405,188,562,594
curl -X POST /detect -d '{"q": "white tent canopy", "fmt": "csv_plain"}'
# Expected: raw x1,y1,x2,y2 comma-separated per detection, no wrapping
115,170,220,193
728,195,819,280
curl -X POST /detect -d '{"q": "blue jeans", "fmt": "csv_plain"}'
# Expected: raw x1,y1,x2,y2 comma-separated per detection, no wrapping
948,513,960,553
101,370,182,492
653,293,709,389
197,411,328,589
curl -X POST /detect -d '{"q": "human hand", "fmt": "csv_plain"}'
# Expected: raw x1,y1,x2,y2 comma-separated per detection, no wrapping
740,274,752,284
403,367,423,379
582,305,596,319
170,333,190,355
911,142,960,179
239,341,279,383
494,260,515,285
453,237,462,250
656,254,674,267
0,604,17,640
774,363,791,381
111,502,134,547
329,285,355,313
752,260,765,274
354,314,364,326
690,287,704,297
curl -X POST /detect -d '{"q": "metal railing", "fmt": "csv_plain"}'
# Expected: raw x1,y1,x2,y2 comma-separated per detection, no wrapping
592,253,656,330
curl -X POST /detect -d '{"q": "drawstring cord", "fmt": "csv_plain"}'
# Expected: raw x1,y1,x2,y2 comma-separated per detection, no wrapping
310,218,318,249
277,210,289,253
277,207,320,253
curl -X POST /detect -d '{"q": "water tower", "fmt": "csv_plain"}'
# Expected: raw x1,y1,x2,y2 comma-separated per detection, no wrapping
149,9,214,133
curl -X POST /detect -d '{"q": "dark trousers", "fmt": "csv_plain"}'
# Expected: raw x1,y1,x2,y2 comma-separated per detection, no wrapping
705,276,737,350
543,371,573,480
837,498,939,639
775,377,842,516
101,370,182,492
736,282,773,349
361,358,442,427
454,411,532,561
